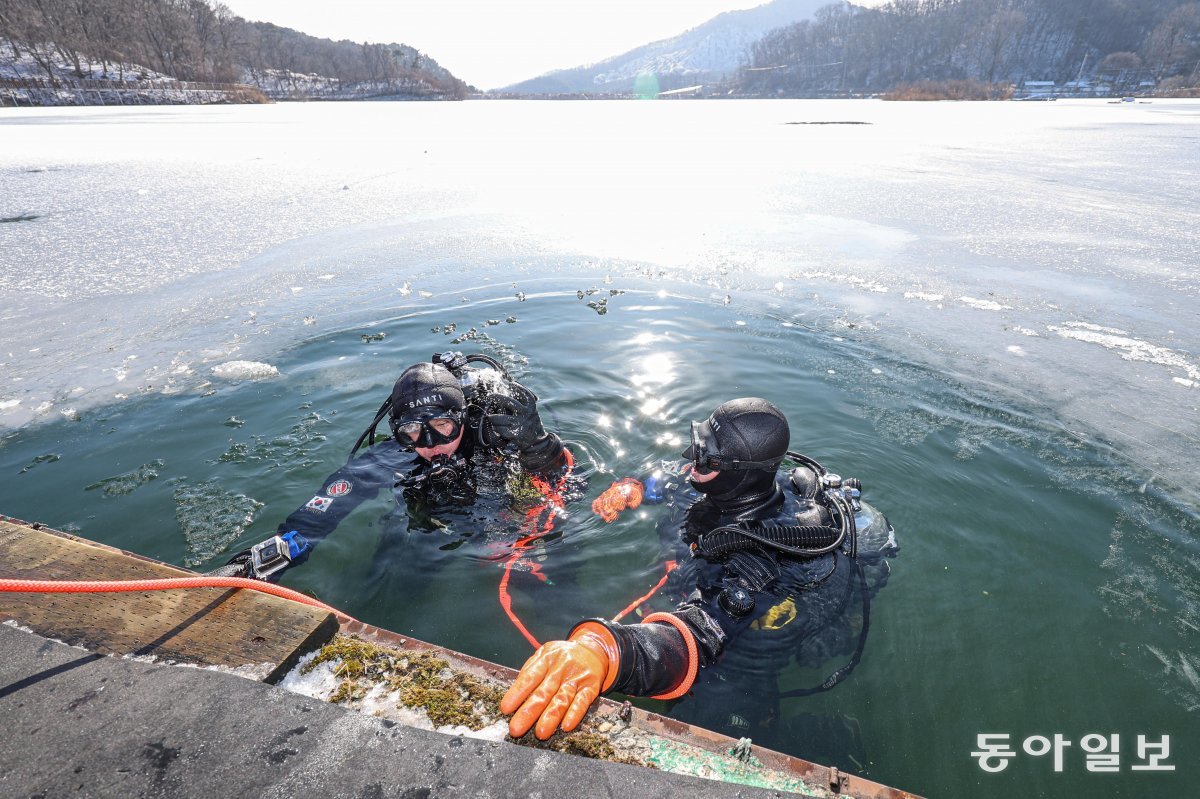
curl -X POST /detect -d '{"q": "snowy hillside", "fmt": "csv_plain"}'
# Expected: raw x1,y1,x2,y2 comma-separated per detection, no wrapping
500,0,833,94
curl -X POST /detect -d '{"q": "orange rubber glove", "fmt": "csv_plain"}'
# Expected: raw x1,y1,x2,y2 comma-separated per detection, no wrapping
501,623,620,740
591,478,644,523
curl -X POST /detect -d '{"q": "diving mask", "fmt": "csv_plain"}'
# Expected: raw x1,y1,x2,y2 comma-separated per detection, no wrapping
390,407,464,450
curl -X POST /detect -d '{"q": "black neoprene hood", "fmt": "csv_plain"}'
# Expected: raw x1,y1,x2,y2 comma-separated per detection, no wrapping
390,362,465,421
683,397,790,503
684,397,789,465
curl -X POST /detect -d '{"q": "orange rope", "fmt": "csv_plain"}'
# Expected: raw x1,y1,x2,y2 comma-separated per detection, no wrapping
498,448,575,649
611,560,678,623
499,520,555,650
0,576,349,618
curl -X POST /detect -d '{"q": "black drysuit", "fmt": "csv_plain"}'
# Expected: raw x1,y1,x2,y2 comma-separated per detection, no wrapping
274,425,570,572
581,458,898,721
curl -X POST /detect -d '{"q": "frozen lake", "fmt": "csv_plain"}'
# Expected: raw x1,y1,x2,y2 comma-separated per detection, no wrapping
1,99,1198,797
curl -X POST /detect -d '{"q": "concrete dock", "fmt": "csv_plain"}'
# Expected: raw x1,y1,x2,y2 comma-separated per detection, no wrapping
0,516,922,798
0,622,807,799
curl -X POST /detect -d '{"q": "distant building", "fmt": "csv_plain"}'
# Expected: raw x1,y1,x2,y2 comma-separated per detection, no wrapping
1062,80,1096,96
1016,80,1055,99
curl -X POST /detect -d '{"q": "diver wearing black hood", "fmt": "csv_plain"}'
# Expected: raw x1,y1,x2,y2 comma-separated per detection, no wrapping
501,397,898,743
683,397,790,515
210,353,570,581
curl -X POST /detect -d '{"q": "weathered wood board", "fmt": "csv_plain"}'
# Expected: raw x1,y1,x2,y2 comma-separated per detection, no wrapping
0,517,336,682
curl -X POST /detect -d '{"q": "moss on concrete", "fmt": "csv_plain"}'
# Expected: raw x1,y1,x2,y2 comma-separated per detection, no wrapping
303,635,505,732
295,634,839,795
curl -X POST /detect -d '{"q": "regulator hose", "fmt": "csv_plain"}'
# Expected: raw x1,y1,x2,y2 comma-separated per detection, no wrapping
695,522,846,559
350,396,394,456
464,353,509,377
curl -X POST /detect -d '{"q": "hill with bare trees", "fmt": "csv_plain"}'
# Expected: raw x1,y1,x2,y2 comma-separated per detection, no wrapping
0,0,468,101
737,0,1200,97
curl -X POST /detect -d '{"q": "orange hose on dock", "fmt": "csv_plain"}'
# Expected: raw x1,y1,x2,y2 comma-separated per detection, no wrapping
0,576,346,618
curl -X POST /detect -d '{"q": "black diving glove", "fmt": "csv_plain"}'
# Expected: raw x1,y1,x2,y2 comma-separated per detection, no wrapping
205,549,255,579
486,382,549,451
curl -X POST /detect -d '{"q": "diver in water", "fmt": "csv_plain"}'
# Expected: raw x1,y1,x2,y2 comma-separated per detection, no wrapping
210,352,571,582
501,397,898,744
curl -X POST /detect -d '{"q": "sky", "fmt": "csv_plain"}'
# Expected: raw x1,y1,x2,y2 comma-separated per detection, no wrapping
220,1,777,90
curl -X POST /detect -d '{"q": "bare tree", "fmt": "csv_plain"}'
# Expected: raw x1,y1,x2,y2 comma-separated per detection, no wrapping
1142,3,1200,80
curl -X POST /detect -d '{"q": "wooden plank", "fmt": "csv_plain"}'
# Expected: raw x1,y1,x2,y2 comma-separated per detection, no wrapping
0,518,336,682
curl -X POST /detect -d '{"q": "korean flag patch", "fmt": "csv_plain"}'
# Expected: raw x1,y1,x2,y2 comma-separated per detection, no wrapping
305,495,333,513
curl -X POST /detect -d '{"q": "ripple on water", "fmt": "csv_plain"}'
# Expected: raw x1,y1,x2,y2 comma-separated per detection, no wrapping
1099,497,1200,712
215,410,329,471
171,478,264,566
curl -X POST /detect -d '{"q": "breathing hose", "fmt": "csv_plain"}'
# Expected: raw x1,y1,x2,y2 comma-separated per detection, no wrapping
696,523,845,559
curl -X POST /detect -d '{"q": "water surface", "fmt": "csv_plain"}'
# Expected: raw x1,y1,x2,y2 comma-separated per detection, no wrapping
2,100,1198,798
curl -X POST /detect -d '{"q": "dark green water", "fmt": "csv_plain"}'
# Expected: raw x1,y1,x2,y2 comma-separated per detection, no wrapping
2,277,1195,798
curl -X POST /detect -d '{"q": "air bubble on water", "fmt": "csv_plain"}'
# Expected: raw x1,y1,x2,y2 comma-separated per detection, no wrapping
173,479,264,566
85,460,165,497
